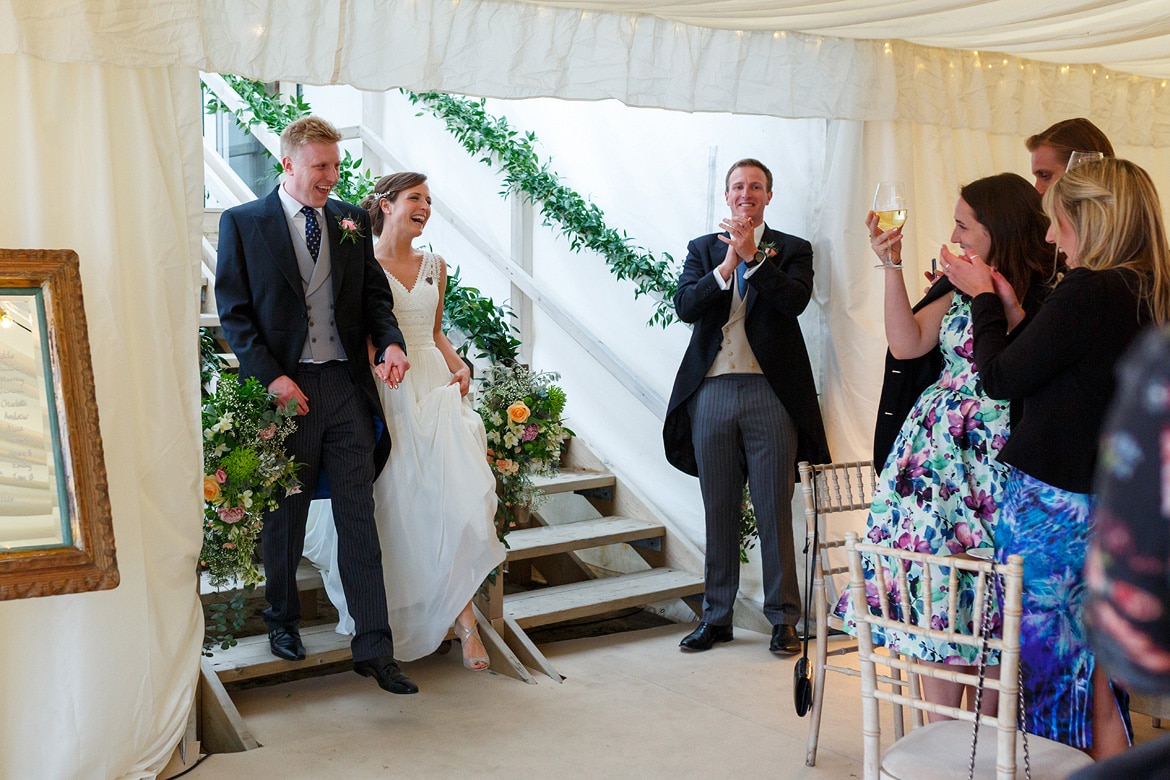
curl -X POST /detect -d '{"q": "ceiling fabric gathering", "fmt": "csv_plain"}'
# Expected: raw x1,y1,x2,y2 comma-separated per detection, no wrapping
6,0,1170,145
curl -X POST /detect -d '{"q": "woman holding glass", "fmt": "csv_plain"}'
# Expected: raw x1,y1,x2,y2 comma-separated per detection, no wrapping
839,173,1052,716
944,158,1170,757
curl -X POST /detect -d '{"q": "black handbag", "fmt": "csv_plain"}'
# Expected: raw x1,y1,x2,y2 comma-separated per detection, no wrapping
793,472,818,717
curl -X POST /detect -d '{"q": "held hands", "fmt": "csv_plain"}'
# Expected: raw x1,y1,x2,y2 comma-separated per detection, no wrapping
268,375,309,416
867,211,903,267
375,344,410,389
717,215,757,262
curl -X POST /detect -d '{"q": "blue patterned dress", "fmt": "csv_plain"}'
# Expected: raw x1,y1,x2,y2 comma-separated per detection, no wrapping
998,470,1132,748
838,293,1008,663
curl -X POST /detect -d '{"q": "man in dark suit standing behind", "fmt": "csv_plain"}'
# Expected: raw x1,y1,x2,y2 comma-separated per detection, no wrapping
216,116,417,694
664,158,830,656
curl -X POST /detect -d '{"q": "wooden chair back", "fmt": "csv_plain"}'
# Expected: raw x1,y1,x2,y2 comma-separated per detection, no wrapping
799,460,907,767
844,532,1090,780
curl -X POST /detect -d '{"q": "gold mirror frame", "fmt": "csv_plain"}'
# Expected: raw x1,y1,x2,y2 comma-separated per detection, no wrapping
0,249,117,599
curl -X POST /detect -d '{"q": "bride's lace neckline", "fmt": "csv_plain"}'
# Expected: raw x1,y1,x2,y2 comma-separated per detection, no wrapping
380,251,430,294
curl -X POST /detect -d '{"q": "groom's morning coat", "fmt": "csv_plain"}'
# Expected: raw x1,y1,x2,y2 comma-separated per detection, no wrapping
663,225,831,475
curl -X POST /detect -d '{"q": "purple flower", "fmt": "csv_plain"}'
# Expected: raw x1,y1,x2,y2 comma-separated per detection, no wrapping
947,399,981,446
952,521,979,548
895,531,933,554
522,423,539,442
962,489,996,523
893,452,927,497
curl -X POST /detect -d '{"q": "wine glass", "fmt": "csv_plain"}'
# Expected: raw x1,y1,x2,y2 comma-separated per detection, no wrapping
872,182,908,268
1066,151,1104,172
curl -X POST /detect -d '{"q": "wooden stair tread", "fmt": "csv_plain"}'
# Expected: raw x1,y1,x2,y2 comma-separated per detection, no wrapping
199,558,323,600
207,623,351,683
531,467,614,495
506,515,663,561
505,568,704,629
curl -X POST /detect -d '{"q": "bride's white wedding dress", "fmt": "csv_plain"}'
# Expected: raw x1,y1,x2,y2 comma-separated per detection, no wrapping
303,251,505,661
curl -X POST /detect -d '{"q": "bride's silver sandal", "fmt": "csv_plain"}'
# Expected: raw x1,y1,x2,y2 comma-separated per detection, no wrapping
453,620,490,671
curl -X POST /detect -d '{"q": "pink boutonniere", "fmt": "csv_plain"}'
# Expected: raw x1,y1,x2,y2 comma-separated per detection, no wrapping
336,215,365,244
759,241,778,258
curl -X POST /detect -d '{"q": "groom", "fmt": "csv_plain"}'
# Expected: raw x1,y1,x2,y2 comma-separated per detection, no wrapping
215,116,417,694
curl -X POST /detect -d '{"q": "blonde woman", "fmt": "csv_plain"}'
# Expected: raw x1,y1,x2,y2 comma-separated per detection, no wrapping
945,157,1170,758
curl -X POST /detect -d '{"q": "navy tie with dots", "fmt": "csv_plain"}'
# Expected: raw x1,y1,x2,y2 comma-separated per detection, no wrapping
302,206,321,262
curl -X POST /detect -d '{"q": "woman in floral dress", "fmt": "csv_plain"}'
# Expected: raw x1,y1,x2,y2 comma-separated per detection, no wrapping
838,173,1051,716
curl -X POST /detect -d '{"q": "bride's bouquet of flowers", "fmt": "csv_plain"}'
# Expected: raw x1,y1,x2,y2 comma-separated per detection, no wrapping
201,375,302,588
478,363,570,539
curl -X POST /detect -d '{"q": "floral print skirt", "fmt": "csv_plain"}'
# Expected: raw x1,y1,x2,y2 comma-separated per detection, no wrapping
997,468,1130,748
836,383,1008,664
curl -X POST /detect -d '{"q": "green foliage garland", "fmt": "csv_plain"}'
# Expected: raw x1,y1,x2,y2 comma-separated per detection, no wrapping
404,90,679,327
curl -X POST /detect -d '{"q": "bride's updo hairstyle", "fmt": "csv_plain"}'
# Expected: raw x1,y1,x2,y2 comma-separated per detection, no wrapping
361,172,428,236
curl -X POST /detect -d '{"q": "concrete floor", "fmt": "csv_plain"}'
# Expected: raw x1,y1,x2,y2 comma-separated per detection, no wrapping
184,624,867,778
184,623,1164,779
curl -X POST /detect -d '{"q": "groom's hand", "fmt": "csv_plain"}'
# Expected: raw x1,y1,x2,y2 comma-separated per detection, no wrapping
268,375,309,415
376,344,410,389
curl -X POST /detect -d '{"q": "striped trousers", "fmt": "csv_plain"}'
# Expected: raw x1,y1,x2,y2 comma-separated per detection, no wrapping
689,374,800,626
260,361,395,662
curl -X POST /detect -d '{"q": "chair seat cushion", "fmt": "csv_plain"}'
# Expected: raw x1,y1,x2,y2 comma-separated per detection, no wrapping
880,720,1093,779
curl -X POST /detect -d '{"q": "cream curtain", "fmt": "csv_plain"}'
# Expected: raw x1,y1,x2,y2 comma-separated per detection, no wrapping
0,54,204,778
2,1,1170,776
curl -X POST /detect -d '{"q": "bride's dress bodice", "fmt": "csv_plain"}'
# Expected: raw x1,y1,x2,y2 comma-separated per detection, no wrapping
385,252,440,353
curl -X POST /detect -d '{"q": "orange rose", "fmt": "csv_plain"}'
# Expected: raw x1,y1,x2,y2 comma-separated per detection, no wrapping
203,476,221,502
507,401,531,424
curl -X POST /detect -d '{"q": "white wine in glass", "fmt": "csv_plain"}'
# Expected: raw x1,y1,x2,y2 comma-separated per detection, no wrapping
874,208,908,232
872,182,908,268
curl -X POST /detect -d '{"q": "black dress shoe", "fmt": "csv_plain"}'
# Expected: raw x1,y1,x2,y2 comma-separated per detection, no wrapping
679,622,734,651
354,657,419,694
770,624,801,656
268,627,306,661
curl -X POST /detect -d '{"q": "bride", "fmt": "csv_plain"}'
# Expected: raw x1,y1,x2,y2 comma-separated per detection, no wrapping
304,172,506,670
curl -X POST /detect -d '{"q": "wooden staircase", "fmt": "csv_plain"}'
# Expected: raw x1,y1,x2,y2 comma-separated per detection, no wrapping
199,435,705,684
485,439,705,642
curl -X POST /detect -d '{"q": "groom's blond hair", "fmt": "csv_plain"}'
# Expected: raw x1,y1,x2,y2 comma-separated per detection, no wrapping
280,116,342,160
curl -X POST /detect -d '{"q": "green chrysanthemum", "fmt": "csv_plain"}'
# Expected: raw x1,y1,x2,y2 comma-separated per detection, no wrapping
546,386,567,417
221,447,260,485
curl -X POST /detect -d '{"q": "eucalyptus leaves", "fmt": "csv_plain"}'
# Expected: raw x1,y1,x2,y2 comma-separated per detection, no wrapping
405,90,679,328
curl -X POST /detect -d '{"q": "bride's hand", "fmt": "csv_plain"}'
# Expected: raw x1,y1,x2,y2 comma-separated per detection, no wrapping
449,366,471,397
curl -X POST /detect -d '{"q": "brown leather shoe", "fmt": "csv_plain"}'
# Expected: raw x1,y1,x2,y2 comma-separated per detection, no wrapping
679,622,734,651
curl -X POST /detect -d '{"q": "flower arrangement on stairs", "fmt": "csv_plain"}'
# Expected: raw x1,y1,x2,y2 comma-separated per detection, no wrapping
199,329,302,652
478,363,571,541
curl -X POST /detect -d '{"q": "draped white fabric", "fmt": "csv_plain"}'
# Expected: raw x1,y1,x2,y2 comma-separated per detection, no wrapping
4,0,1170,145
2,0,1170,776
0,55,204,778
